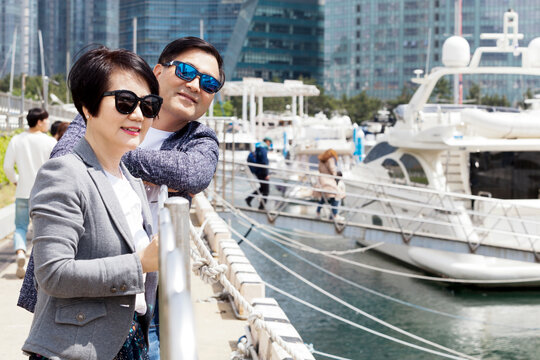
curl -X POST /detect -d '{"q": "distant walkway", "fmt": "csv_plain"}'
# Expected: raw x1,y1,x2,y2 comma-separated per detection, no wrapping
0,235,33,359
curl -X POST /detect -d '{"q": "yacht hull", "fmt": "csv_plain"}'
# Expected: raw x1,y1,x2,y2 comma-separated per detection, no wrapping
357,238,540,287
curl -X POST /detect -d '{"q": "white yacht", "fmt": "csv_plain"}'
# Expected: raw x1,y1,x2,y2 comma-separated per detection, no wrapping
344,10,540,286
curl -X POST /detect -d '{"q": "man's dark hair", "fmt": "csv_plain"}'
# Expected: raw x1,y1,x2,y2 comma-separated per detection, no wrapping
69,46,159,122
50,120,63,136
158,36,225,85
27,108,49,128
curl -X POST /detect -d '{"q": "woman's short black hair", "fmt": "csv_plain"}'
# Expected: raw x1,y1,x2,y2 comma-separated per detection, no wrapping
158,36,225,85
68,46,159,121
26,108,49,128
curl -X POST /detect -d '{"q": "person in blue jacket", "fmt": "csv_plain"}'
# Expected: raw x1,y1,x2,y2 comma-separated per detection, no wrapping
245,137,272,210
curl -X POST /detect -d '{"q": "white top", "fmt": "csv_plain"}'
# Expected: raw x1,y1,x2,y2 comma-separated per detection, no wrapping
138,127,174,232
105,170,150,315
3,131,56,198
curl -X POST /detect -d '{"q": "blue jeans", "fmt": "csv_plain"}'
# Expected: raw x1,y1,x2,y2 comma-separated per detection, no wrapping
13,198,30,253
316,197,339,217
148,302,160,359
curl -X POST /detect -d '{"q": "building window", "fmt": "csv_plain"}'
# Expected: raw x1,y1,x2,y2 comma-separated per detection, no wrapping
356,17,361,25
356,4,361,12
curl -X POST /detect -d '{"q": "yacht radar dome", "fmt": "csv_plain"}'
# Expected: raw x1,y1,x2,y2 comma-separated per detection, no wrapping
527,37,540,67
442,36,470,67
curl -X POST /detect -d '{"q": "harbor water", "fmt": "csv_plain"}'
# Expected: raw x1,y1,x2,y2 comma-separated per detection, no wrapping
233,219,540,360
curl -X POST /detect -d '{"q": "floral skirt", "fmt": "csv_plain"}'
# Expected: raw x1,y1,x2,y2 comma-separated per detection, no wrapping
29,314,149,360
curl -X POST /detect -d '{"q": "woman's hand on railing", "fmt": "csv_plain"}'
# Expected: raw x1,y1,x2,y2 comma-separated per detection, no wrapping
139,235,159,273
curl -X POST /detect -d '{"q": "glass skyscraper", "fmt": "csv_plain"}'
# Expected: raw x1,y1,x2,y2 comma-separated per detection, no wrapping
37,0,118,77
325,0,540,103
0,0,39,76
233,0,324,82
118,0,243,68
118,0,323,83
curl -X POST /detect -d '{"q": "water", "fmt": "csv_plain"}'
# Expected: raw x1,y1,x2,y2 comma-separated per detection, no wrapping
232,220,540,360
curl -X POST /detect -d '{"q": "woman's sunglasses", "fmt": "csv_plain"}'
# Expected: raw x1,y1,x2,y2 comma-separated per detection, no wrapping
102,90,163,118
161,61,222,94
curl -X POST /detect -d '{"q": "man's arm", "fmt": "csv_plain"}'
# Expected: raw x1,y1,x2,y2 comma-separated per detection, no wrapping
122,129,219,196
3,139,18,184
50,114,86,158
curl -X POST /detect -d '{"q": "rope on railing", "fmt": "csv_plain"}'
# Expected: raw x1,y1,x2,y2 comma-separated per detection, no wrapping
188,222,306,360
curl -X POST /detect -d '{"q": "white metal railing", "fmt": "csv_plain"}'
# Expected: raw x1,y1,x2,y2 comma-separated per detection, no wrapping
214,159,540,258
0,92,77,130
159,197,197,360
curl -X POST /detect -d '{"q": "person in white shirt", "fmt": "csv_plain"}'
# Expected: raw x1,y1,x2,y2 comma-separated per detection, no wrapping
3,108,56,278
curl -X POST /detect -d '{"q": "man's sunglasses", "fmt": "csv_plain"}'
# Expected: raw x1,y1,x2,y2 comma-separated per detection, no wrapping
161,61,222,94
102,90,163,118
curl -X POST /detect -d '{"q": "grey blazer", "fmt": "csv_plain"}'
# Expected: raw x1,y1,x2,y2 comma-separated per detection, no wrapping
22,138,158,360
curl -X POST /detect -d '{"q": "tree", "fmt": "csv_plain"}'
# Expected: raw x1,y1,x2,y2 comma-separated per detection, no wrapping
341,91,382,124
212,100,235,116
466,82,481,104
386,86,414,111
466,82,510,107
0,73,68,103
432,77,452,102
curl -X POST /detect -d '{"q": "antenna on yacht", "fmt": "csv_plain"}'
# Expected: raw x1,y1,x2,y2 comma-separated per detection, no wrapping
479,9,522,54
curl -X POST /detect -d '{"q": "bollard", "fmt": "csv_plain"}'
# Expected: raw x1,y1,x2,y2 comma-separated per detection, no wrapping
159,206,197,360
164,197,191,291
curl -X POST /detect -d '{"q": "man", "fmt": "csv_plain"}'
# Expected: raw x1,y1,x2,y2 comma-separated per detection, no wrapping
3,108,56,278
245,136,272,210
18,37,223,359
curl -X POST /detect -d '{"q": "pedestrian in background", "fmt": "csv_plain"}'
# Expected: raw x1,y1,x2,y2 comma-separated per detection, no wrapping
245,136,272,210
2,108,56,278
313,148,340,220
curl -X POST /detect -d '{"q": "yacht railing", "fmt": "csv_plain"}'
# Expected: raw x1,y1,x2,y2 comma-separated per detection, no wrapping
214,159,540,260
158,197,197,360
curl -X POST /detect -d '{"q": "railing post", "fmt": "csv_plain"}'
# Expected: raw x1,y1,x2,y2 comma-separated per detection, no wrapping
159,200,197,360
164,197,191,291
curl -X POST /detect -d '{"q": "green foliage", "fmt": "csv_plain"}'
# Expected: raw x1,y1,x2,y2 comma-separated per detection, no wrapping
466,82,510,107
431,77,452,102
0,132,14,184
211,100,235,116
517,88,534,109
0,73,68,103
385,86,414,111
340,91,383,123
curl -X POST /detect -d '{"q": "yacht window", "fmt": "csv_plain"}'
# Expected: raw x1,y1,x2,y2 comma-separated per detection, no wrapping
470,151,540,199
364,142,397,164
382,158,405,180
400,154,429,185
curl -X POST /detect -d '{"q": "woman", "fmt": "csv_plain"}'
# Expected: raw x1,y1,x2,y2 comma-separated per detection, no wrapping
314,149,340,219
22,47,163,360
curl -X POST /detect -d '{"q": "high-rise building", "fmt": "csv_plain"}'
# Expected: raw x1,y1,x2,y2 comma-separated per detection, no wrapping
0,0,39,77
119,0,243,68
118,0,323,83
37,0,119,77
325,0,540,103
232,0,324,82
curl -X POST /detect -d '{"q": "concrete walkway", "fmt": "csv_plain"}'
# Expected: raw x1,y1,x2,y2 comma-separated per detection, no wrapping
0,236,33,359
